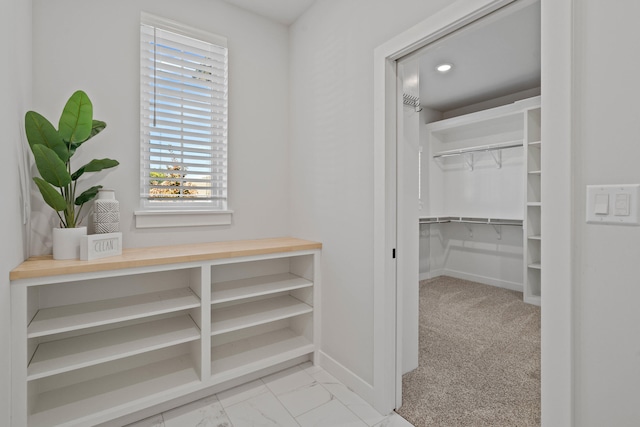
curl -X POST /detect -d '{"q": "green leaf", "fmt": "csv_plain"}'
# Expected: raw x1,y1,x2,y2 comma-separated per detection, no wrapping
33,177,67,211
75,185,103,206
31,144,72,187
90,120,107,138
69,120,108,156
24,111,69,162
71,158,119,181
58,90,93,144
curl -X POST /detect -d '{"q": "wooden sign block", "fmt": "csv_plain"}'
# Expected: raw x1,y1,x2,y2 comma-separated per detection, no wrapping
80,232,123,261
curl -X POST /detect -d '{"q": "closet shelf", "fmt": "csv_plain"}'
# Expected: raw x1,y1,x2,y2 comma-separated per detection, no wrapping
432,141,522,159
27,314,200,381
419,216,523,226
211,273,312,304
529,140,542,147
211,295,312,336
528,263,542,270
528,170,541,175
29,354,200,427
425,96,541,135
27,288,201,339
211,328,313,383
528,235,542,240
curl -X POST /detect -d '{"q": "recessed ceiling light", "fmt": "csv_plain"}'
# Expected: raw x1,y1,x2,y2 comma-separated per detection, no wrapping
436,63,453,73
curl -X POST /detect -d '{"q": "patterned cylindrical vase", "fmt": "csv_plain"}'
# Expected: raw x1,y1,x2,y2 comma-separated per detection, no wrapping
93,189,120,233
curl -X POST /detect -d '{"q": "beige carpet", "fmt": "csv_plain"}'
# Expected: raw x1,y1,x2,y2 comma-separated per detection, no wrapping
396,276,540,427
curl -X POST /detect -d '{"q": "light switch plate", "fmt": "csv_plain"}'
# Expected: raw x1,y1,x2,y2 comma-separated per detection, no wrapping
594,193,609,215
586,184,640,225
614,193,630,216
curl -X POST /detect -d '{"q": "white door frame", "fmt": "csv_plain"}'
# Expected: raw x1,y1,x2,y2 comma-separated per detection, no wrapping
372,0,574,424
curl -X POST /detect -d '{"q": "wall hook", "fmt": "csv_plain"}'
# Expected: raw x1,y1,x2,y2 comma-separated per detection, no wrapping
491,224,502,240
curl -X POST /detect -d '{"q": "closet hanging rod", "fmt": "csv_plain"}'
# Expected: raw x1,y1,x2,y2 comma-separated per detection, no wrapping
419,216,523,226
432,141,523,159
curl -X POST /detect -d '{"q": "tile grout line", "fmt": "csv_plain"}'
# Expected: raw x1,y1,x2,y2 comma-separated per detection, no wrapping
214,394,235,427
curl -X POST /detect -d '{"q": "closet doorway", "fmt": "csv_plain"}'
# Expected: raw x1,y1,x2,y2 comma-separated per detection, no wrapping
395,0,542,423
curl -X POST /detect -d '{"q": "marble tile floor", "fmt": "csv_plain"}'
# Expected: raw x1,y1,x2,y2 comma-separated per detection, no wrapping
126,362,414,427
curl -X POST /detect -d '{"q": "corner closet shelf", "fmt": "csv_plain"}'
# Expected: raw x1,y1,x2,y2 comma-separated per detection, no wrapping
528,235,542,240
11,237,322,427
425,96,541,136
528,263,542,270
419,216,523,226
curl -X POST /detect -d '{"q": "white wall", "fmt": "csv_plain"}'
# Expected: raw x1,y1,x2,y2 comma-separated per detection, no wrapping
427,150,524,218
573,1,640,424
425,224,524,290
30,0,291,253
289,0,452,387
0,0,31,424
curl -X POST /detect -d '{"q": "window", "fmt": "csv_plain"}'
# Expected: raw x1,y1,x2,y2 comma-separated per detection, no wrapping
140,13,228,213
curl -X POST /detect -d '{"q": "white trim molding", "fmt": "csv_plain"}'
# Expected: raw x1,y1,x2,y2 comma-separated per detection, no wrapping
540,0,574,425
134,210,233,228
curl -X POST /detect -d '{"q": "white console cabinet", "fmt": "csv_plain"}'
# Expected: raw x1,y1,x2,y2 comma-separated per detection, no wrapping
10,237,321,427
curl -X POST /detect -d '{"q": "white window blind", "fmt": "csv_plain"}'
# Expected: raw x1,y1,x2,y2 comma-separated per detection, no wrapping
140,15,228,209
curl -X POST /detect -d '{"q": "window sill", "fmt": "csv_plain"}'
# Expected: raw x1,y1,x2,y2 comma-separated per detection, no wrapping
134,210,233,228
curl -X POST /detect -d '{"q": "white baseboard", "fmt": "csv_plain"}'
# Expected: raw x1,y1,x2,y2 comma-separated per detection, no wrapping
318,350,375,405
419,269,443,281
441,269,523,292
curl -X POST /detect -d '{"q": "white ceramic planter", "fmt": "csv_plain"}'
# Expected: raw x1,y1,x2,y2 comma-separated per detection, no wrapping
52,226,87,260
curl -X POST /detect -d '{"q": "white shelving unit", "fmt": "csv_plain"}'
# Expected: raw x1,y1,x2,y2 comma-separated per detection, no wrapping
11,237,321,427
426,96,540,155
524,106,542,305
421,96,541,303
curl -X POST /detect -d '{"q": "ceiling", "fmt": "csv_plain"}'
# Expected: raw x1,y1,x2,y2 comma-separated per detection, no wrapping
220,0,316,25
410,0,541,113
219,0,540,113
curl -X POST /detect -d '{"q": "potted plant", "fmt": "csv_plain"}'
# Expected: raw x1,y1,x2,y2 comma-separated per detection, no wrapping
25,90,119,259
